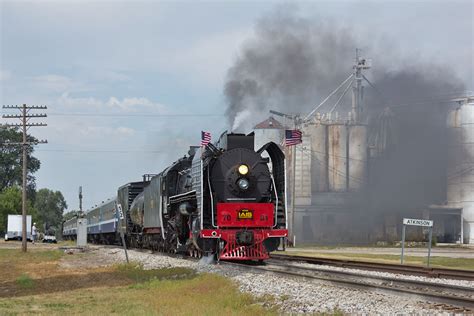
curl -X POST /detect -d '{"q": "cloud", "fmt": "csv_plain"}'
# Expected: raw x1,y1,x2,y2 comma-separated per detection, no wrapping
78,125,136,137
155,28,252,86
31,74,78,93
105,96,166,112
100,70,130,82
0,70,12,81
57,93,167,113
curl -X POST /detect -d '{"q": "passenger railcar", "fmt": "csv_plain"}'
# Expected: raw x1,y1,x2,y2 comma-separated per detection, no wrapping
62,217,77,240
86,198,119,244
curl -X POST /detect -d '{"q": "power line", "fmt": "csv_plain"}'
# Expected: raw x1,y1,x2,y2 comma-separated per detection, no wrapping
43,113,225,117
2,104,47,253
298,146,365,184
35,149,173,153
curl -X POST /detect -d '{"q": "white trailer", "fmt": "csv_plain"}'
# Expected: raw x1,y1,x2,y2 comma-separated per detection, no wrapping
5,215,32,241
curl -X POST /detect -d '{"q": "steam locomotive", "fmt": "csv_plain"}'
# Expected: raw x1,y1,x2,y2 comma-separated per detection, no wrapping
63,132,288,261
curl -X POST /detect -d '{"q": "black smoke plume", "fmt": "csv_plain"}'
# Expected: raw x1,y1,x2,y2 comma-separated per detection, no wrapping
223,7,466,242
224,8,464,130
225,10,356,131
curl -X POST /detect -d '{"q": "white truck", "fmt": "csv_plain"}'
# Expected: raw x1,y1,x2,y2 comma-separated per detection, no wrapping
4,215,32,241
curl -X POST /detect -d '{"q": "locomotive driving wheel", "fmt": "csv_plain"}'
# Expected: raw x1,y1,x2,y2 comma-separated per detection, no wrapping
165,219,178,253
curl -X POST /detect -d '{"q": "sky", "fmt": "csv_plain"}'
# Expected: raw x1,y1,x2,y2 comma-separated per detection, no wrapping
1,0,473,211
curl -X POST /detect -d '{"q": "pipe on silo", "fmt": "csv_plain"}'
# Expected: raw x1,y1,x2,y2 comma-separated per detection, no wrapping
328,124,348,192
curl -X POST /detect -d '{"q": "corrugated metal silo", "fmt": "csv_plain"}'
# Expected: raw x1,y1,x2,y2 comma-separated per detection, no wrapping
348,125,367,191
328,124,348,191
309,124,328,192
447,100,474,244
295,135,312,205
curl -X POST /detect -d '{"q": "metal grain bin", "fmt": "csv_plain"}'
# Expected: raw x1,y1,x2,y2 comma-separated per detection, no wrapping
348,125,367,191
328,124,348,192
308,124,328,192
447,100,474,243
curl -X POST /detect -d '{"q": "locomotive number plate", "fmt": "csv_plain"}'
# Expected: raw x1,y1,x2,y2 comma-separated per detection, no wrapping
238,209,253,219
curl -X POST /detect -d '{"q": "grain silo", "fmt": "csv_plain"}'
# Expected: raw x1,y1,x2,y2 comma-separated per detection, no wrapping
446,96,474,244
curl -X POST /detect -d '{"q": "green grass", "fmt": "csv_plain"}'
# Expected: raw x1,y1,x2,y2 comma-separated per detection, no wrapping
116,262,196,283
15,274,34,289
57,240,75,246
0,248,63,263
0,248,277,315
1,273,276,315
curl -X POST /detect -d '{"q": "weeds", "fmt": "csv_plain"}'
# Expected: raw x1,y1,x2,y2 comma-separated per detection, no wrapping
16,274,34,289
115,262,196,283
1,249,275,315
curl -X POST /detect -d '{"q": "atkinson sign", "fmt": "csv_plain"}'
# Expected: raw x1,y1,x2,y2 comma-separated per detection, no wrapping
403,218,433,227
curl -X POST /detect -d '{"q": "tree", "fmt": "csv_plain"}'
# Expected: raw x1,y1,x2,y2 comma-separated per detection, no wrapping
0,186,36,234
0,127,40,195
34,189,67,234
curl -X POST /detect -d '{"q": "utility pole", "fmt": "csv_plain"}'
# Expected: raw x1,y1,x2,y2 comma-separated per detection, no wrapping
79,186,83,216
352,48,371,123
2,104,47,252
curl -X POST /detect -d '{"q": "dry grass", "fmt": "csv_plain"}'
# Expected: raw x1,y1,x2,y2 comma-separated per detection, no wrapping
1,273,275,315
0,248,276,315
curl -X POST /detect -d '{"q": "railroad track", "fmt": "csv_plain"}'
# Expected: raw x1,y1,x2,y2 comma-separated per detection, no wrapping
271,253,474,281
95,245,474,312
223,259,474,312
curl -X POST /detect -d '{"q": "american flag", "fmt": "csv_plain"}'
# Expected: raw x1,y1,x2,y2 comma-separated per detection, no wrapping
201,131,211,146
285,129,302,146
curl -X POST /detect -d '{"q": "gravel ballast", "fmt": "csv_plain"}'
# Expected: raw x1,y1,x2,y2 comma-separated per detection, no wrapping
97,247,466,314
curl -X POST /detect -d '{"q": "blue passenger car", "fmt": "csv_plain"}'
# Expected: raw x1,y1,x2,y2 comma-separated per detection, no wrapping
85,198,119,244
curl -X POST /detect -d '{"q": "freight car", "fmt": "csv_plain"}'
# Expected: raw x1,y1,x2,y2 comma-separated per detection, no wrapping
63,132,288,261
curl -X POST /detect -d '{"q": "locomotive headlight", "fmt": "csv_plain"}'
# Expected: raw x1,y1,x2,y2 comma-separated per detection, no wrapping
237,178,250,190
238,164,249,175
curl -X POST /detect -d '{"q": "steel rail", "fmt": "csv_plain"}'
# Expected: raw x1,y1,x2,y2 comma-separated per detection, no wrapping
270,254,474,281
222,260,474,312
267,259,474,297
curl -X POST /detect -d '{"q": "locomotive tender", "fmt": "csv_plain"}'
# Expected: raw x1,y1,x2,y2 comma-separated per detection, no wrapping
63,132,288,261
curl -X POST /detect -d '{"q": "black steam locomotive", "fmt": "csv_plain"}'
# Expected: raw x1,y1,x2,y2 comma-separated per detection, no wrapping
64,132,288,261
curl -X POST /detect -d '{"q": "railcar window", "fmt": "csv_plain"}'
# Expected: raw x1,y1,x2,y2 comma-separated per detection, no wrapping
102,204,116,221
